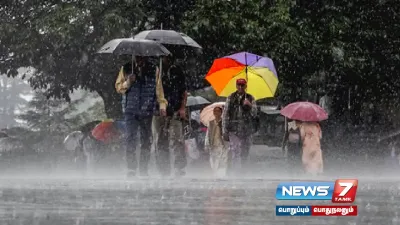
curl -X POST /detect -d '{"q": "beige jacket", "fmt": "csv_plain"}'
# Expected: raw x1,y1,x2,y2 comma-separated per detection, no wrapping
115,66,129,94
114,65,168,110
205,119,226,151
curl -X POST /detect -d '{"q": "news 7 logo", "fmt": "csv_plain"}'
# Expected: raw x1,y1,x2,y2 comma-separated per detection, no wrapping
332,179,358,203
275,179,358,203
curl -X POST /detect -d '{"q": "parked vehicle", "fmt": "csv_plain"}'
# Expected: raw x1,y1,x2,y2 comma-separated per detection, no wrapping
253,106,285,147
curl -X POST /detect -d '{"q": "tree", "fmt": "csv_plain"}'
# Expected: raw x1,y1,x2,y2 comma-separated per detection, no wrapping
17,89,106,152
0,0,149,118
0,0,199,118
181,0,341,103
2,0,400,127
0,73,32,128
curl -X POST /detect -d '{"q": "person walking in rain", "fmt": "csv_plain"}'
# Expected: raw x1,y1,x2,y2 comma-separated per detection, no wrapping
282,119,302,173
222,78,257,176
153,55,187,177
298,121,324,175
115,56,157,177
205,106,229,178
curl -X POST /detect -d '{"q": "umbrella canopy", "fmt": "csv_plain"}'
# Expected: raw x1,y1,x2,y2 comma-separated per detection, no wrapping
135,30,202,58
190,110,201,124
180,33,202,49
97,38,171,56
200,102,225,127
135,30,202,48
205,52,279,100
186,96,210,111
280,101,328,122
91,120,122,144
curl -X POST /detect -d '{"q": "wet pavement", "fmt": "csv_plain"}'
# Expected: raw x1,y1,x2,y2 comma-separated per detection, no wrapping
0,145,399,224
0,177,399,225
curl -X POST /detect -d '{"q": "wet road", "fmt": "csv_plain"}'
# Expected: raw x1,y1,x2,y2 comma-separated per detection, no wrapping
1,178,400,225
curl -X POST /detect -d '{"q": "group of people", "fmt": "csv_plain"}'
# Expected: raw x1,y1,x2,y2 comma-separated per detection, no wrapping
114,55,259,178
115,55,187,177
114,55,323,178
204,78,258,178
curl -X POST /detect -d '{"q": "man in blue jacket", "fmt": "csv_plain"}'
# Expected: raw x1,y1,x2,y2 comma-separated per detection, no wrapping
116,57,157,177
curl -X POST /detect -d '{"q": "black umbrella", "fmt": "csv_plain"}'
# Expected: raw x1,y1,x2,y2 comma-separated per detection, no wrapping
186,96,210,111
134,30,202,48
134,30,202,58
97,38,171,56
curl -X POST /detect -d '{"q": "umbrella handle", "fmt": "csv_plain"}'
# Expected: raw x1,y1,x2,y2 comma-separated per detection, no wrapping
284,117,288,132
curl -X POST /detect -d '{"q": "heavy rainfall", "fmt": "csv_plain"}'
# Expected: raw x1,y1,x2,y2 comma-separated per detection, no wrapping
1,1,400,224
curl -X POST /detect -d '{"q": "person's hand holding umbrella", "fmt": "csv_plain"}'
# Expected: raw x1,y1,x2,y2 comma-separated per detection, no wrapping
129,74,136,82
122,72,136,89
243,98,252,106
160,108,167,117
178,107,186,120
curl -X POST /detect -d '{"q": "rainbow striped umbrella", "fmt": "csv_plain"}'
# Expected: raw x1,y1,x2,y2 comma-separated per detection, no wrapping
205,52,279,100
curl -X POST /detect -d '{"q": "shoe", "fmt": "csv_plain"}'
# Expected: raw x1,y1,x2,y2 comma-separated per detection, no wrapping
126,170,136,178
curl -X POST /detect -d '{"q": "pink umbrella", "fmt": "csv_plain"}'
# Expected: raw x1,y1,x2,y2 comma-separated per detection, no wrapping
200,102,225,127
280,101,328,122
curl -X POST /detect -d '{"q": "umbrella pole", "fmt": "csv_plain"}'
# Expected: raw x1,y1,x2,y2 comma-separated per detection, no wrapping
245,53,248,81
284,117,288,132
159,57,162,83
244,53,247,99
159,23,163,81
131,54,134,75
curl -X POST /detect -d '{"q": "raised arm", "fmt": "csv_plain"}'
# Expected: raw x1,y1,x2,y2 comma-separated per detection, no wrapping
155,67,168,110
115,67,128,94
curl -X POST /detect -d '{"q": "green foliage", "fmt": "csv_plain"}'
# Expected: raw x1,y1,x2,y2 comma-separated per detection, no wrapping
0,0,148,118
181,0,324,101
0,75,31,128
16,90,106,152
19,91,78,132
1,0,400,125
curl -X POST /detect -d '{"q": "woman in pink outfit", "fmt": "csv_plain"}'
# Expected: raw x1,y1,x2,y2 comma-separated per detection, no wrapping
299,122,323,175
